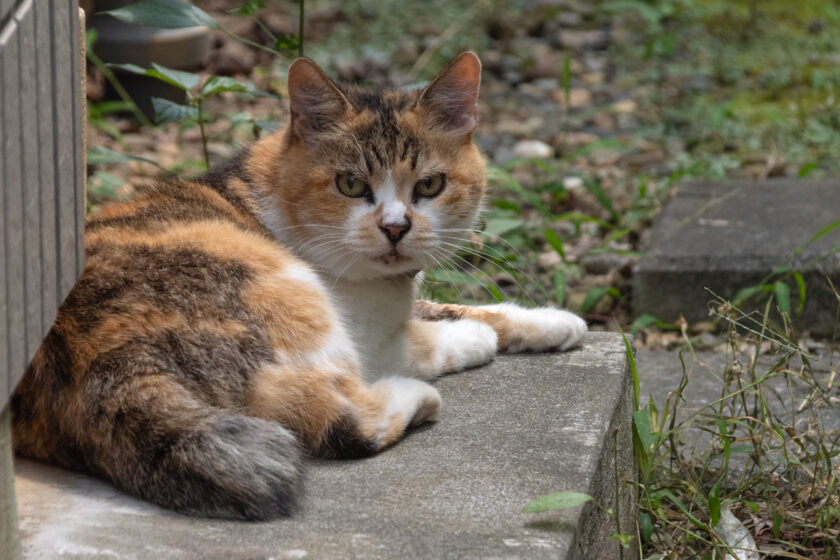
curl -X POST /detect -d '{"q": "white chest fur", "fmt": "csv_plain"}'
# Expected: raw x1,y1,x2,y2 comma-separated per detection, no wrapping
323,274,417,380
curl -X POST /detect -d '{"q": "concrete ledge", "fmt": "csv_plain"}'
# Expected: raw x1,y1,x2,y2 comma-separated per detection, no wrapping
634,179,840,334
15,332,635,560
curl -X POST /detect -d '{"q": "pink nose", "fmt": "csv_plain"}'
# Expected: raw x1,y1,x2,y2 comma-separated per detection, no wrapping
378,219,411,243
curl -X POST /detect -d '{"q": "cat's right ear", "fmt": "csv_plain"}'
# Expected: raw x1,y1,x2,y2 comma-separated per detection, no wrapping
287,58,349,142
417,51,481,136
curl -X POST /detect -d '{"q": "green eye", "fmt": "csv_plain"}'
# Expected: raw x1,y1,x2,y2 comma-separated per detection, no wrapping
414,174,446,199
336,174,370,198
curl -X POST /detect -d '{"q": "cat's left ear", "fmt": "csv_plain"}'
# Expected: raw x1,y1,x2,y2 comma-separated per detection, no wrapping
287,57,350,142
417,51,481,136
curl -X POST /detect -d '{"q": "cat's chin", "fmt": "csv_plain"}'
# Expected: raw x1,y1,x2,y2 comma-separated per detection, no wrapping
321,256,424,282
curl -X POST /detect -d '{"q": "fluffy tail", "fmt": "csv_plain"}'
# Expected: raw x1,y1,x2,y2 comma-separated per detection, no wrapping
95,378,304,520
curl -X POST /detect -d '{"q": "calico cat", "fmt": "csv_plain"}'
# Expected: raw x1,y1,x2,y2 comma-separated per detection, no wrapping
11,52,587,520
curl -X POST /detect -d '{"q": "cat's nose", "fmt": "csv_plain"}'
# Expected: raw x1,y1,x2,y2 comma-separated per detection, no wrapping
378,218,412,243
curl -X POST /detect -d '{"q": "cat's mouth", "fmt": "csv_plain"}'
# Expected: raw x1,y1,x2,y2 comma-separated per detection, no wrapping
375,248,411,265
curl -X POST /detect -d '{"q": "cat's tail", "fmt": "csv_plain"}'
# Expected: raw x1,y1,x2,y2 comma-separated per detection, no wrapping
100,378,304,520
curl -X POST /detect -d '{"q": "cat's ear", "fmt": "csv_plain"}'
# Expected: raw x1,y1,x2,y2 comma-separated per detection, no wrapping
417,51,481,136
287,58,349,142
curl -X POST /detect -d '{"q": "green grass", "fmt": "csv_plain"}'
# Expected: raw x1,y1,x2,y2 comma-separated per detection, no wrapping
630,298,839,559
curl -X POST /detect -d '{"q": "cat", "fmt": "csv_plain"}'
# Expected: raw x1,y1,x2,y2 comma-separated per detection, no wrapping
11,52,587,520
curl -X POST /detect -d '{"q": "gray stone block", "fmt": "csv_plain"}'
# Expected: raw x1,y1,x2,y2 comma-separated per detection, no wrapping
15,333,635,560
633,179,840,334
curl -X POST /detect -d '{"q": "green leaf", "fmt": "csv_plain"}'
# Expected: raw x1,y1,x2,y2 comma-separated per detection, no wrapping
633,408,654,453
730,445,754,454
104,0,220,29
485,282,505,303
772,509,783,540
603,0,664,25
483,218,523,238
708,482,721,527
797,162,818,178
86,146,161,167
523,491,593,513
274,34,301,52
201,75,271,97
582,177,619,222
654,490,705,530
717,419,731,474
553,271,566,307
733,284,762,303
806,219,840,246
639,511,653,543
544,230,567,263
228,0,265,16
152,97,199,123
110,62,200,91
620,328,639,410
490,199,522,213
202,75,251,96
151,63,200,90
793,271,806,313
629,313,657,334
425,269,483,286
774,281,791,315
743,500,759,514
580,287,609,314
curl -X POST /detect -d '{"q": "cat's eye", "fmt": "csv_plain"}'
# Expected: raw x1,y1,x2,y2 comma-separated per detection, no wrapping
336,174,371,199
413,174,445,199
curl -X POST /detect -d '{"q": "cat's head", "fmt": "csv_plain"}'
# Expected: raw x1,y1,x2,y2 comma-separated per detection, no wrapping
263,52,486,281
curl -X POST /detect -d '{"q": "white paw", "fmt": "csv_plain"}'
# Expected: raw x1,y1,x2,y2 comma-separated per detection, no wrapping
434,318,499,373
382,377,442,427
481,303,587,353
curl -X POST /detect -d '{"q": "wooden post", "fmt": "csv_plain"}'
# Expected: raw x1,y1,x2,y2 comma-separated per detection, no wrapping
0,404,20,560
0,2,87,557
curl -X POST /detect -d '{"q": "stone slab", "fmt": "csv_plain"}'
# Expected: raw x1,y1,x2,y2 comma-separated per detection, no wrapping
633,179,840,334
14,332,635,560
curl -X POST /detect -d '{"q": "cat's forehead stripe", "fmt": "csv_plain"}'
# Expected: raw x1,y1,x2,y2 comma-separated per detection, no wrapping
342,86,423,172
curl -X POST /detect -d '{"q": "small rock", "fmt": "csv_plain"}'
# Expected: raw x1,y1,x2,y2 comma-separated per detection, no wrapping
555,11,583,27
553,131,599,152
580,253,636,275
512,140,554,159
611,99,637,113
592,111,615,131
551,87,592,108
532,78,560,91
581,72,605,85
538,250,563,269
562,176,584,190
558,29,609,50
588,147,621,166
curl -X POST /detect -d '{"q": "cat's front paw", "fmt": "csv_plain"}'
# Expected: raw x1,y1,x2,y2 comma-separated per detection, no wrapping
481,303,587,353
435,318,499,373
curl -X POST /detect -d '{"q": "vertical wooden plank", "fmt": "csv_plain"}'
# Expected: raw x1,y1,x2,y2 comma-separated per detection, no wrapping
71,5,85,278
0,27,8,402
1,13,25,400
50,0,77,302
17,1,43,365
33,0,58,335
